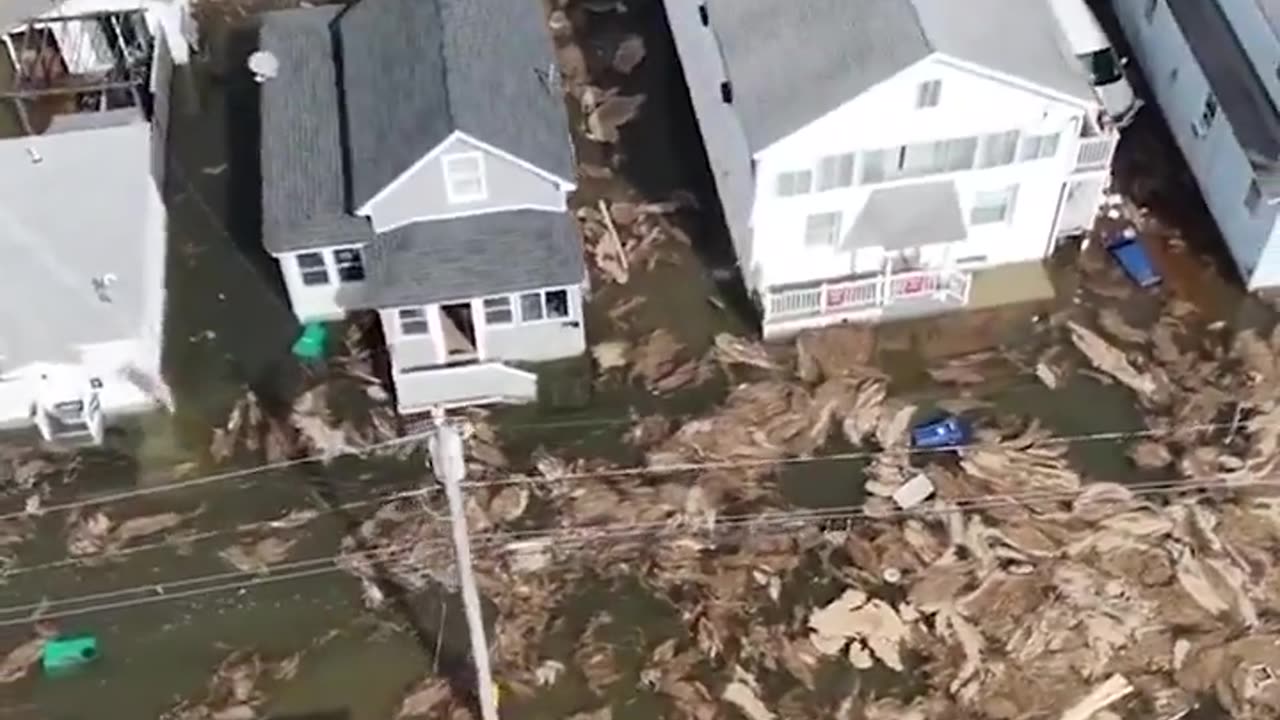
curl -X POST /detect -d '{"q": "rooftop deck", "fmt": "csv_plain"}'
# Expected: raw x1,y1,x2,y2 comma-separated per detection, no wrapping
0,8,155,139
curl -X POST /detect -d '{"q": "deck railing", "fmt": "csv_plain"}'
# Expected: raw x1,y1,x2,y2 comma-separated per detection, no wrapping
765,269,971,321
1074,135,1116,173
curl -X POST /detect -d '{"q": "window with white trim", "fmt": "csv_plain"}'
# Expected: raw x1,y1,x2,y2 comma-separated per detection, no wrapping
970,185,1018,225
816,153,854,191
297,252,329,286
978,130,1019,168
775,169,813,197
1018,132,1060,161
397,307,429,335
483,296,514,325
333,247,365,283
442,153,486,203
804,211,842,247
915,79,941,108
517,289,572,322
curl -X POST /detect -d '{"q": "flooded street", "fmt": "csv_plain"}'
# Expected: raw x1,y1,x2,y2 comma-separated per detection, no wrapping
0,0,1278,718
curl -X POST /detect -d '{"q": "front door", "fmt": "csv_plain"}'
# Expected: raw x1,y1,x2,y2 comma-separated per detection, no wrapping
439,302,478,362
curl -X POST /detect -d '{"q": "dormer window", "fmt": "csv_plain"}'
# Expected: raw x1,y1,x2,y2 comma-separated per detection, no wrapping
443,152,487,203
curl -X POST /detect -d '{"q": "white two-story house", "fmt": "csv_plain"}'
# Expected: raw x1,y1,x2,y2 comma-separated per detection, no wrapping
259,0,586,413
665,0,1124,339
0,7,177,445
1113,0,1280,290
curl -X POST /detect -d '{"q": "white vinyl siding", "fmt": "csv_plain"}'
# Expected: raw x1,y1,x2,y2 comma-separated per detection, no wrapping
862,137,977,183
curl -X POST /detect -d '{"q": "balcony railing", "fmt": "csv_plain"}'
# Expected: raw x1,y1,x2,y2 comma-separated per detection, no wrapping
764,269,972,321
1074,135,1116,173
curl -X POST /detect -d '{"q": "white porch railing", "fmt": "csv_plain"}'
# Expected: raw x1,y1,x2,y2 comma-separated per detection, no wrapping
1074,135,1116,173
765,269,972,321
395,362,537,413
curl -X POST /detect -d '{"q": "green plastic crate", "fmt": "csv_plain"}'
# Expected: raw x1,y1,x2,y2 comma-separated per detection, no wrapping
291,323,330,361
42,634,98,672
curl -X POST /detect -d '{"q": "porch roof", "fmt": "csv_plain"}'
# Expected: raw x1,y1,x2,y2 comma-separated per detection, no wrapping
362,210,585,308
842,180,966,253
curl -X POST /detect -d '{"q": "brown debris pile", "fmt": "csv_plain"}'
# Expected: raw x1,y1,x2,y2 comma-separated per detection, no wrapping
65,507,202,558
162,650,300,720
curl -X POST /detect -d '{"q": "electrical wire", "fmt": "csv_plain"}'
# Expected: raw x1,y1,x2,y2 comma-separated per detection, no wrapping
456,414,1259,490
0,429,435,524
0,413,1261,577
1,468,1275,627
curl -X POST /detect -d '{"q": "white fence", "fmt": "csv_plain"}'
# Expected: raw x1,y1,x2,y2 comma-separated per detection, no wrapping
765,269,972,320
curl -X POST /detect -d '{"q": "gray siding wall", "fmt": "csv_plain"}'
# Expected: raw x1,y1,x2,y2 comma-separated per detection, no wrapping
363,134,567,233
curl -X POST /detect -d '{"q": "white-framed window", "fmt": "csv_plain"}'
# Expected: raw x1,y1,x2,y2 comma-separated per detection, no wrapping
775,169,813,197
816,153,855,191
517,288,572,323
916,79,941,108
970,186,1018,225
1245,179,1262,215
1018,132,1060,161
397,307,429,336
861,137,977,184
978,130,1019,168
804,211,842,247
442,152,487,203
297,252,329,286
483,296,514,325
333,247,365,283
1192,93,1218,138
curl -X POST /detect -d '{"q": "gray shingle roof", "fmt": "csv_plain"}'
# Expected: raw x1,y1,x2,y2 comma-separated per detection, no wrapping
842,180,965,252
362,211,585,308
259,7,375,253
707,0,1096,152
337,0,576,208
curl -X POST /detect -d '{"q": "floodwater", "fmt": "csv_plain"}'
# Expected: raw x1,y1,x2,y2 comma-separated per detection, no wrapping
0,1,1271,718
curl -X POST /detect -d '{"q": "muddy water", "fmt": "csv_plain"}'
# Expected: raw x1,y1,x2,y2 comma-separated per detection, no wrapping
0,2,1270,720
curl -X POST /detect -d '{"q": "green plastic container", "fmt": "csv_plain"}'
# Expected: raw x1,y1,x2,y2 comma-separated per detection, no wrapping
291,322,330,361
42,634,98,672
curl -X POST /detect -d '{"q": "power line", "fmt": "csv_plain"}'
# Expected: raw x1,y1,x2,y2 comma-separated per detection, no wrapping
0,429,435,524
0,470,1273,626
457,415,1261,490
0,414,1261,575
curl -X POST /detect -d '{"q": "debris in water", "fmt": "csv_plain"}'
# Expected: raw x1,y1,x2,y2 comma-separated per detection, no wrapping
611,35,645,74
219,537,297,575
0,634,45,683
1068,321,1161,403
584,91,645,143
592,339,631,371
1057,674,1133,720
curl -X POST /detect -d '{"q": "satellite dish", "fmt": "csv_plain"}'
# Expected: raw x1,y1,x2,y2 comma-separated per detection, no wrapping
247,51,280,83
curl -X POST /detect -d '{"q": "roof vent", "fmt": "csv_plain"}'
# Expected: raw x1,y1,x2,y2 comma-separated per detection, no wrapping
26,147,41,164
248,51,280,84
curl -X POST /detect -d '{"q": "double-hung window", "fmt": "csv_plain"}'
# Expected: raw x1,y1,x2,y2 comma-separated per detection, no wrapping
978,130,1019,168
443,153,487,203
815,153,855,191
970,185,1019,225
297,252,329,286
776,169,813,197
397,307,429,336
483,296,514,325
333,248,365,283
1018,132,1060,162
804,211,842,247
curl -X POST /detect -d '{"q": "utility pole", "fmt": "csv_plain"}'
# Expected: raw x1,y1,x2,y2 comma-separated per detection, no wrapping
428,411,500,720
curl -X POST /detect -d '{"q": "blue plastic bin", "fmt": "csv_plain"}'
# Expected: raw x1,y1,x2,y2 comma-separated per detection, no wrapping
1107,232,1162,288
911,415,970,449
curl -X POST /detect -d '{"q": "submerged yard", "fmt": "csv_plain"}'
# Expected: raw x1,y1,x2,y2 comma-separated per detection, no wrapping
0,1,1278,719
